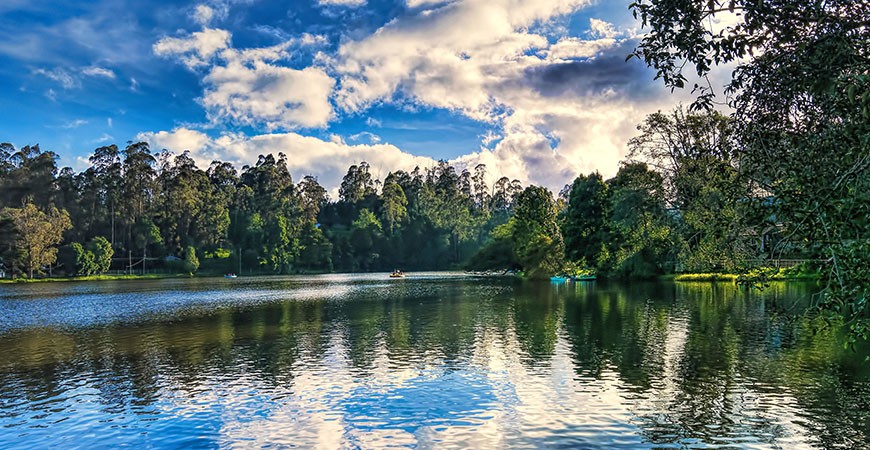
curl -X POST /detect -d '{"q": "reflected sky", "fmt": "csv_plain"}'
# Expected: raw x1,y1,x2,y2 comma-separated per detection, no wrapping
0,275,867,449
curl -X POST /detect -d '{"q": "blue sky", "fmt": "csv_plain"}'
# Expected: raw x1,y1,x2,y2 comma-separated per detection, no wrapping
0,0,683,191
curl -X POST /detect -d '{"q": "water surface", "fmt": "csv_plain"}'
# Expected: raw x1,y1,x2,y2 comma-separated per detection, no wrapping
0,274,867,449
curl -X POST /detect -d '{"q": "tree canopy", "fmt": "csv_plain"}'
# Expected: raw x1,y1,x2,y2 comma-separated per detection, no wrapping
630,0,869,340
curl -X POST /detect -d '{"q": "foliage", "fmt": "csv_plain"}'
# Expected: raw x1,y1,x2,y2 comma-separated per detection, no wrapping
628,109,753,273
67,236,114,276
380,181,408,235
673,273,738,282
183,246,199,273
561,173,609,267
512,186,565,279
466,219,519,272
630,0,870,339
0,203,71,278
604,162,677,278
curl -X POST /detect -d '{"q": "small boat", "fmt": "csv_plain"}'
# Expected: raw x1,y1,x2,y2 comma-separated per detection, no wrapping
550,276,569,282
572,274,596,281
390,270,405,278
224,273,238,278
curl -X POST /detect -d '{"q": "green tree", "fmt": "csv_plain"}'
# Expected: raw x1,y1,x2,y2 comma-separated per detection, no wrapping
71,242,97,276
604,162,676,278
184,245,199,273
0,144,59,210
512,186,565,279
90,236,113,274
0,203,72,278
122,142,157,226
561,172,609,268
630,0,869,338
339,162,376,204
89,144,123,247
351,208,383,271
298,175,328,223
380,181,408,235
628,109,753,272
466,219,519,272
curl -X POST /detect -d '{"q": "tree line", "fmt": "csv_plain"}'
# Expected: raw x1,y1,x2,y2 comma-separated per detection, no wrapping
0,142,531,277
0,107,811,282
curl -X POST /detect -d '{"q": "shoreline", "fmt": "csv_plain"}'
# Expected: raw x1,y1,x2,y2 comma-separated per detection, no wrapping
1,270,823,284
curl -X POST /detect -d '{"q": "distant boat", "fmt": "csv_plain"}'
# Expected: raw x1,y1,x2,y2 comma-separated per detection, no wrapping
550,276,569,282
224,273,238,279
572,274,597,281
390,270,405,278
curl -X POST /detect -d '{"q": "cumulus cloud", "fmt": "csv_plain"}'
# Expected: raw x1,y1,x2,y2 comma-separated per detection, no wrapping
193,4,216,25
153,28,231,69
152,0,675,191
327,0,668,189
203,62,334,130
588,18,618,39
137,127,436,193
154,28,334,129
348,131,381,144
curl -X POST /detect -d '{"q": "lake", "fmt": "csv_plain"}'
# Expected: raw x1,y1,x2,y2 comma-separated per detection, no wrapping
0,273,867,449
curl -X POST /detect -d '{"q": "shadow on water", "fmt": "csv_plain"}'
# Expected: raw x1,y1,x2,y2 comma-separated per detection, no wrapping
0,275,867,448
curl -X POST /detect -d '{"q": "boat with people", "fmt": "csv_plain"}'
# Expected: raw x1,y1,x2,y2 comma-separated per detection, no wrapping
389,270,405,278
224,273,238,278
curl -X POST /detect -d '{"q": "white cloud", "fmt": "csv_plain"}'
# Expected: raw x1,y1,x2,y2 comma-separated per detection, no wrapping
154,28,334,130
82,66,116,79
365,117,382,128
588,18,618,39
62,119,88,129
139,127,212,155
137,128,436,192
546,36,616,60
153,28,231,69
327,0,670,190
406,0,453,8
480,130,500,147
318,0,366,6
34,68,78,89
91,133,114,144
203,61,335,130
193,4,215,26
150,0,676,191
348,131,381,144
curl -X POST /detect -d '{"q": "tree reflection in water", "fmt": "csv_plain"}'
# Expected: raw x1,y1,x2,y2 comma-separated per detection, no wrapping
0,276,866,448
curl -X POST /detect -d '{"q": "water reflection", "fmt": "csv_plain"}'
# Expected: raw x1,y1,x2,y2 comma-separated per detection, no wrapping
0,275,867,448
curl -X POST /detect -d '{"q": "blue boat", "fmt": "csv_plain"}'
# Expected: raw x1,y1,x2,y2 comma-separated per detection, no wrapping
572,274,597,281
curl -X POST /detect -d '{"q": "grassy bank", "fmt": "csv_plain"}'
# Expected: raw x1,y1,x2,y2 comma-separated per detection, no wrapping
0,273,192,284
668,267,822,282
669,273,739,282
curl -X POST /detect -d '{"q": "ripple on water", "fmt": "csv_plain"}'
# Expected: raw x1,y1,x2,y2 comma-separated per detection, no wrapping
0,276,867,449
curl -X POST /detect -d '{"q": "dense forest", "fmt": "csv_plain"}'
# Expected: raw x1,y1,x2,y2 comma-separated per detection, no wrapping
0,141,529,278
0,107,822,282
